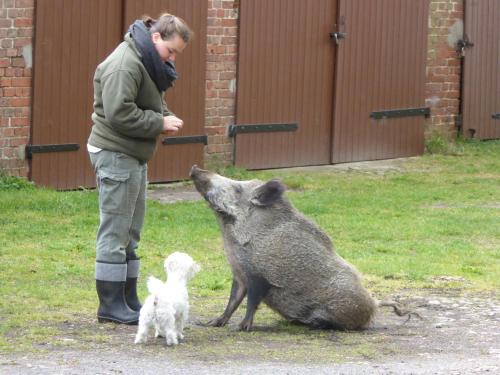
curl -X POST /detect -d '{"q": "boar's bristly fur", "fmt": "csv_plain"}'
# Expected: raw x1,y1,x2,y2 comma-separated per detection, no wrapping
190,165,377,331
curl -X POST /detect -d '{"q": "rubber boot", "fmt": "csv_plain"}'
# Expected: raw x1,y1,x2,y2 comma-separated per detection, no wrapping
125,257,142,312
96,280,139,325
125,277,142,312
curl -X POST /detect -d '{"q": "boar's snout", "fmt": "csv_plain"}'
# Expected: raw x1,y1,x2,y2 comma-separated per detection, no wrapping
189,164,201,178
190,165,212,195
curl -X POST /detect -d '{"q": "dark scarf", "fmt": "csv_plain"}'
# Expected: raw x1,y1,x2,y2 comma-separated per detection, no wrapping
128,20,177,92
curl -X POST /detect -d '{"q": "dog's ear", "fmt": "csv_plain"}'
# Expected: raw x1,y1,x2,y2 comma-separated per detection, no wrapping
165,259,178,274
164,256,178,275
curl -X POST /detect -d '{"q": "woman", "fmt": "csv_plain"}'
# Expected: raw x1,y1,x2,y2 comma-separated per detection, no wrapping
87,13,192,324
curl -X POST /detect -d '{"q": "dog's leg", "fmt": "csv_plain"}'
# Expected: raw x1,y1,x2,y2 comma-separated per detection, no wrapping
134,319,151,344
134,301,157,344
207,277,247,327
175,314,185,340
239,275,271,332
165,328,179,346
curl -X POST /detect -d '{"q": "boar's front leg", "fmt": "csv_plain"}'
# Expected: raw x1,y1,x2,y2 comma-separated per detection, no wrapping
207,278,247,327
239,275,272,332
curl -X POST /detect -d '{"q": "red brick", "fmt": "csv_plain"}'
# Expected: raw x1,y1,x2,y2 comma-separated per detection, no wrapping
221,19,237,27
0,77,12,87
10,117,29,126
7,8,21,18
0,58,10,68
221,36,236,45
1,38,13,48
2,87,16,96
13,37,31,47
0,19,13,28
3,148,18,158
14,18,32,28
16,87,30,96
10,77,30,87
9,137,27,147
222,1,234,10
6,48,18,57
13,97,30,106
0,127,15,137
207,18,221,27
16,28,32,37
15,0,34,8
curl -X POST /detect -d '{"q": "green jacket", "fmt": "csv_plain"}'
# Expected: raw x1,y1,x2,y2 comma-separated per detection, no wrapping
88,33,173,163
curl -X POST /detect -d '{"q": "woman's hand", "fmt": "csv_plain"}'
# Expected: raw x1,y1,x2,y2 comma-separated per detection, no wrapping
162,115,184,134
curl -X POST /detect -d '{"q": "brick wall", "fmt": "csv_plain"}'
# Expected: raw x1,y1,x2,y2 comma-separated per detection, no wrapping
204,0,238,169
425,0,464,138
0,0,33,177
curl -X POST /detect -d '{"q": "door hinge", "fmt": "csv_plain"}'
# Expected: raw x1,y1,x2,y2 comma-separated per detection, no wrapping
370,107,430,120
162,135,207,145
228,123,298,138
26,143,80,159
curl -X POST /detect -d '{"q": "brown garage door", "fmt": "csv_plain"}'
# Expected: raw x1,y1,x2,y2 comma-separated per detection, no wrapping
235,0,429,169
332,0,429,163
30,0,206,189
31,0,123,189
462,0,500,140
234,0,337,169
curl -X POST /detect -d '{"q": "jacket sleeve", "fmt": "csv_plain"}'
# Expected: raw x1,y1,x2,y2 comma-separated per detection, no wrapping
101,69,164,139
162,96,175,117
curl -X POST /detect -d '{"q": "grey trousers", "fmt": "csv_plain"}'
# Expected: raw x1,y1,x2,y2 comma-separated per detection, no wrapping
89,150,147,282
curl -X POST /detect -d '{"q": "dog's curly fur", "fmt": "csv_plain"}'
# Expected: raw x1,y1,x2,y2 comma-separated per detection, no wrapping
134,252,200,346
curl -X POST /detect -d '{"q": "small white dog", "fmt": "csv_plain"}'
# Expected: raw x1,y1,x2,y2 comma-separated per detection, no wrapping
134,252,200,346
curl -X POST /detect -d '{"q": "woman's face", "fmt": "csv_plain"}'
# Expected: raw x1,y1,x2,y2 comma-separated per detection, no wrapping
151,32,186,63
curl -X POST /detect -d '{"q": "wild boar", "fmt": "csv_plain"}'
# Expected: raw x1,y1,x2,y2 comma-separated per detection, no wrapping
190,165,377,331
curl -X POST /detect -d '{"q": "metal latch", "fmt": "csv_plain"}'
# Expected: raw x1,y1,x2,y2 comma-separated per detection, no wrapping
329,32,346,45
457,34,474,56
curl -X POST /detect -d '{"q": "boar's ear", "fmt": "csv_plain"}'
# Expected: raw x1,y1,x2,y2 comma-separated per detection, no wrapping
251,179,285,206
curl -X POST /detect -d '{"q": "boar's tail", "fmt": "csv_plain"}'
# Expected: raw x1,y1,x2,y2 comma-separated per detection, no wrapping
147,276,165,296
379,300,424,323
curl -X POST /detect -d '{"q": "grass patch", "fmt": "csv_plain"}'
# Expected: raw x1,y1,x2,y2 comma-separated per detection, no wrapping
424,131,465,155
1,140,499,356
0,172,35,190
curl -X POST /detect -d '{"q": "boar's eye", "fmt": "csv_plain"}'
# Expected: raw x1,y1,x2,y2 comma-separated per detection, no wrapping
205,190,236,219
234,185,243,195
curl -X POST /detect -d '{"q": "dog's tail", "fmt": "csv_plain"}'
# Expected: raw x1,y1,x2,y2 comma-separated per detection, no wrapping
147,276,165,296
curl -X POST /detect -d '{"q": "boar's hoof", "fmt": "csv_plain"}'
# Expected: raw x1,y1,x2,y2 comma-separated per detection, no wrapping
206,315,229,327
238,319,253,332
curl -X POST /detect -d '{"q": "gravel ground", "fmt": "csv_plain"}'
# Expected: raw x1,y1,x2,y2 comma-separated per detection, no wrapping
2,292,499,374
